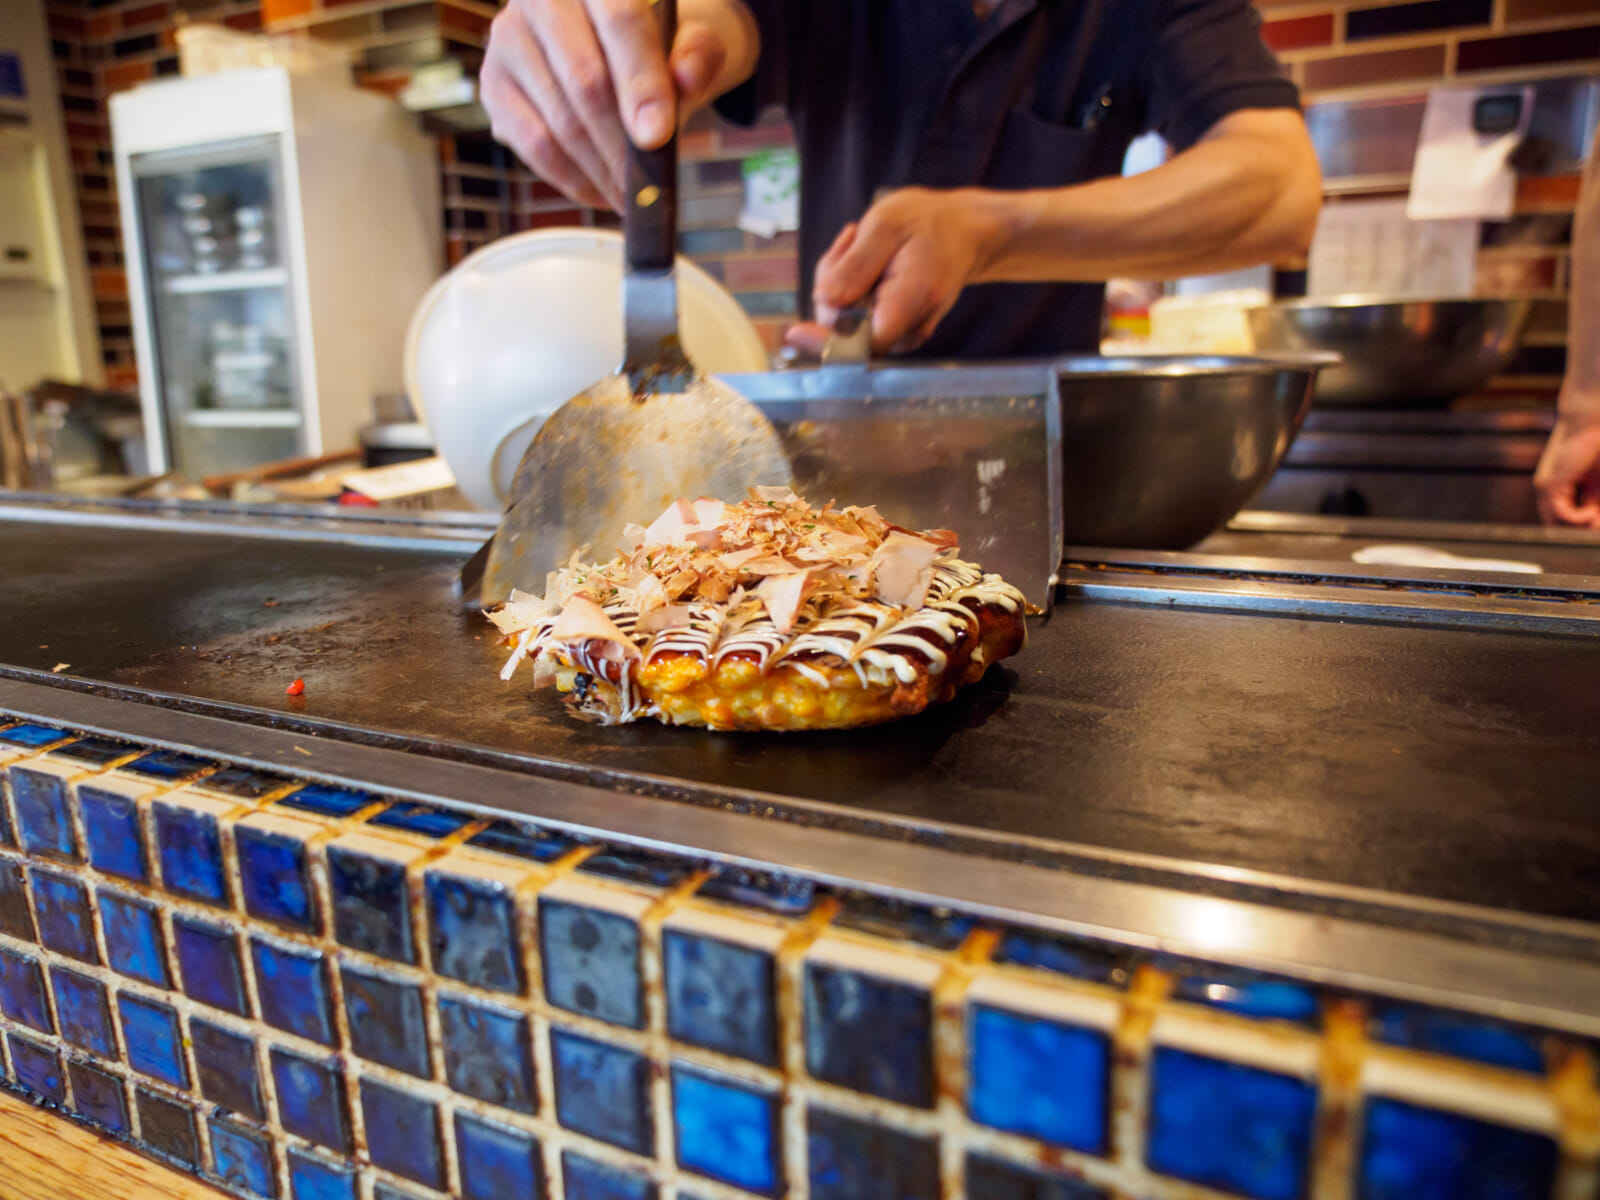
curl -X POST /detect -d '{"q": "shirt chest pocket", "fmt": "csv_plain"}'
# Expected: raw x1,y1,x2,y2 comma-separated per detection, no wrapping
987,108,1132,190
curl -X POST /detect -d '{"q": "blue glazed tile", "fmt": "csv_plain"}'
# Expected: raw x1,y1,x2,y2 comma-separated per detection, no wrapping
993,930,1132,987
288,1148,358,1200
51,966,115,1056
672,1064,782,1195
540,896,641,1028
11,767,79,860
342,963,429,1079
50,737,138,766
0,723,69,748
664,928,776,1065
174,917,249,1016
237,823,318,932
78,786,149,882
154,799,230,907
0,946,52,1033
361,1077,445,1190
136,1087,200,1166
374,1186,431,1200
469,820,577,863
966,1154,1108,1200
277,783,376,819
804,961,933,1108
30,869,98,963
808,1105,940,1200
8,1034,64,1101
271,1047,350,1153
550,1026,654,1155
370,803,469,839
251,938,334,1045
100,890,170,988
698,867,817,916
438,992,536,1113
577,846,693,889
211,1117,277,1198
426,870,523,994
834,893,974,950
197,767,291,800
1370,1003,1545,1073
192,1018,265,1121
118,993,188,1088
562,1151,657,1200
67,1059,129,1133
1170,966,1320,1027
1358,1096,1557,1200
0,859,34,941
122,750,211,781
454,1111,545,1200
327,843,414,964
968,1003,1110,1153
1146,1046,1316,1200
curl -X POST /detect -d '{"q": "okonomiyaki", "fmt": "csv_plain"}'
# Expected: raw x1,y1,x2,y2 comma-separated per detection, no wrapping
488,488,1028,731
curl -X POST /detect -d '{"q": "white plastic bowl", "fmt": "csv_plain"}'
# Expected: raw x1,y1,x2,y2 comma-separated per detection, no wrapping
404,228,772,511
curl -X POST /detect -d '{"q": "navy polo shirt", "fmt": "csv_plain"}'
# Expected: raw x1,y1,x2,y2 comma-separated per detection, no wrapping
716,0,1301,358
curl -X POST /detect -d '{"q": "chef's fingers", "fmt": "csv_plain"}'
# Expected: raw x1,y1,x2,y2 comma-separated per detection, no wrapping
811,224,860,329
481,49,611,210
585,0,676,149
670,20,728,111
869,256,949,354
782,321,831,357
493,13,624,209
1545,483,1600,528
530,0,629,203
815,219,895,313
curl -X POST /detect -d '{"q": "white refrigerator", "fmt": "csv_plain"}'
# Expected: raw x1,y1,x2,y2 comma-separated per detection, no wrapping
111,66,440,478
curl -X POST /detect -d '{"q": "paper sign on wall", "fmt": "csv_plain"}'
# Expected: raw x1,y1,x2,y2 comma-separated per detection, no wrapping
1407,86,1533,221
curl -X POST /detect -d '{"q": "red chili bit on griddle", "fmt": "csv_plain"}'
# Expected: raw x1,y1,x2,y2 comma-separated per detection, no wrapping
286,678,305,696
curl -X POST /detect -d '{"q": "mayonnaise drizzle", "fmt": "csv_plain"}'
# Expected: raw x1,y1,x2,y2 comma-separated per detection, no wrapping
506,557,1025,713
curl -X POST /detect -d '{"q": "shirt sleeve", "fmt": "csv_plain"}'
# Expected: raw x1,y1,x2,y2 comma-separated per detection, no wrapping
712,0,797,127
1145,0,1302,151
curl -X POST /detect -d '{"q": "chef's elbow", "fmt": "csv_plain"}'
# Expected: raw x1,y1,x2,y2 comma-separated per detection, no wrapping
1269,124,1323,260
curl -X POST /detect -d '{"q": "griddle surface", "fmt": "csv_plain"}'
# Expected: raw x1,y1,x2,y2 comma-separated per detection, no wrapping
4,520,1600,924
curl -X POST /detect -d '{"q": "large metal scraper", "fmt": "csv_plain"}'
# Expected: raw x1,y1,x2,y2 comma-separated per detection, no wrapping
478,0,791,607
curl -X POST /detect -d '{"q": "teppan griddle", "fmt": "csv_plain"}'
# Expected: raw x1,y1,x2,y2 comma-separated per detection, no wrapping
4,489,1600,947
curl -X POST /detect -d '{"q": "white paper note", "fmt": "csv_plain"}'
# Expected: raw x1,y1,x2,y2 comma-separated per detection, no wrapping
1308,199,1477,297
1407,86,1533,221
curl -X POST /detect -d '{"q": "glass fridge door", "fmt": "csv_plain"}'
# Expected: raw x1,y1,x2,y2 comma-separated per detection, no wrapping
132,135,303,479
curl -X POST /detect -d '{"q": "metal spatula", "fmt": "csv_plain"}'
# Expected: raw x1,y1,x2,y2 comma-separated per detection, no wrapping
475,0,792,607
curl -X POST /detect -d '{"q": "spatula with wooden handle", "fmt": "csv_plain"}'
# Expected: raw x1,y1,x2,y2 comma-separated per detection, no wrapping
475,0,792,607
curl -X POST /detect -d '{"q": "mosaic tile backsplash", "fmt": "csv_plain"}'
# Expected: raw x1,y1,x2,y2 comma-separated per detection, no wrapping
0,716,1596,1200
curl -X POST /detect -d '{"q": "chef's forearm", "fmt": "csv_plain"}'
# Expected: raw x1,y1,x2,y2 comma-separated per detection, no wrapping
1559,132,1600,417
683,0,761,105
973,109,1322,284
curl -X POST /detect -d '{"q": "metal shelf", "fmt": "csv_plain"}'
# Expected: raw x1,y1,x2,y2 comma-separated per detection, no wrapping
163,267,287,295
181,408,301,429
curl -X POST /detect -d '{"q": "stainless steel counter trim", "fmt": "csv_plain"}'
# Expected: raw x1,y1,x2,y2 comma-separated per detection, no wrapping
1063,570,1600,634
1066,549,1600,597
1231,510,1600,548
5,676,1600,1040
0,497,493,554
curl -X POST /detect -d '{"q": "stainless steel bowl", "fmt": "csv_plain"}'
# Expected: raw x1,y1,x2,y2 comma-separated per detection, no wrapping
1247,296,1532,408
1058,355,1333,549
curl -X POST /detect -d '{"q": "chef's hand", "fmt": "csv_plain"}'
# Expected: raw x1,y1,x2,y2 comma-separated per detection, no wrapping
480,0,744,211
1535,404,1600,527
789,188,1009,356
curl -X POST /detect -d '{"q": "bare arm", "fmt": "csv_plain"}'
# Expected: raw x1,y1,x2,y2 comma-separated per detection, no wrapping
1533,132,1600,526
480,0,759,210
808,108,1322,352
